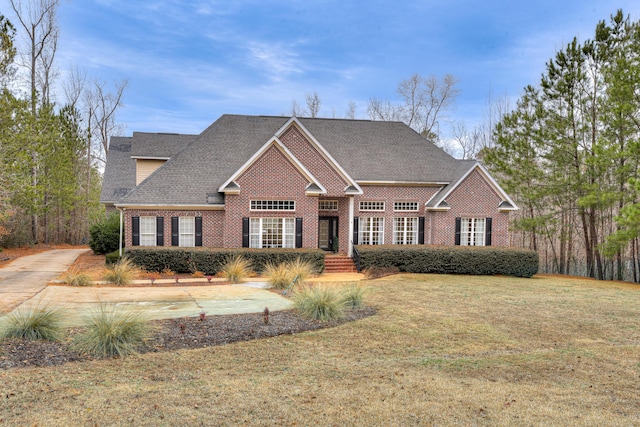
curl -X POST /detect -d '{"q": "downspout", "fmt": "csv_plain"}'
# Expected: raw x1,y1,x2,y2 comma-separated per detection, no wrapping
348,196,354,257
118,207,124,257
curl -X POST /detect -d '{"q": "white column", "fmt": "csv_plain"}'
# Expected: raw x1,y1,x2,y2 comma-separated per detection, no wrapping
348,196,354,257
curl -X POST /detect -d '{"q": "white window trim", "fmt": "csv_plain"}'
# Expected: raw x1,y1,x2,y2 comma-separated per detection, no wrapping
139,216,156,247
461,218,486,246
179,216,195,247
359,201,385,212
393,217,418,245
393,201,419,212
250,200,296,211
319,200,339,211
359,217,384,245
249,217,296,248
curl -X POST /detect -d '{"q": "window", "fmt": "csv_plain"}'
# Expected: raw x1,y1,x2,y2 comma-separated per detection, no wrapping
179,217,195,247
359,217,384,245
394,217,418,244
393,201,419,212
318,200,338,211
140,217,156,246
250,200,295,211
250,218,295,248
460,218,485,246
359,201,385,212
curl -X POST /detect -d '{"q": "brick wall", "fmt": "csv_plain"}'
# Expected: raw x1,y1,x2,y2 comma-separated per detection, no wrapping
123,209,224,247
428,169,510,246
354,186,440,244
223,144,320,248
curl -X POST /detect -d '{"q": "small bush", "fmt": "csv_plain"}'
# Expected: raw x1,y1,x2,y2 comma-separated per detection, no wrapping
221,255,252,284
363,265,400,280
73,304,150,358
293,285,344,322
61,267,92,286
104,258,138,285
0,307,64,341
264,261,294,289
105,250,122,265
89,212,121,255
340,284,367,309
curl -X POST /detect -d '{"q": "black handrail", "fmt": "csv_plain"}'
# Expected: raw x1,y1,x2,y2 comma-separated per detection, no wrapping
351,241,361,273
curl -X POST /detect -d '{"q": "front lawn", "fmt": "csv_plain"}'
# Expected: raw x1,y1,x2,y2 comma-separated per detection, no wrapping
1,274,638,425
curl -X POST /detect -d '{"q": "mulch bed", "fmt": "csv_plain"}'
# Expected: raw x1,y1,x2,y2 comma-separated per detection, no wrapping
0,308,375,370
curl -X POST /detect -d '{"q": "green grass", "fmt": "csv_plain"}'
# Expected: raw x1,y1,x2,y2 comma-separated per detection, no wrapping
0,306,64,341
72,304,150,358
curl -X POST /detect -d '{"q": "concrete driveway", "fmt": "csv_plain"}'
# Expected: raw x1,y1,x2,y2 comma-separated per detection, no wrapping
0,249,88,313
0,249,293,326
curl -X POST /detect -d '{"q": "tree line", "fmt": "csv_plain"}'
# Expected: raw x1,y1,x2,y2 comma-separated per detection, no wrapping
0,1,125,247
484,10,640,281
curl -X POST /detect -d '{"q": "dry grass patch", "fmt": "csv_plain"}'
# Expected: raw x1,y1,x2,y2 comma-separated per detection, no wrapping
1,274,639,425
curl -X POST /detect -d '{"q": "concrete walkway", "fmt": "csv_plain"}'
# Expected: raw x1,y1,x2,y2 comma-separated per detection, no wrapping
0,249,88,313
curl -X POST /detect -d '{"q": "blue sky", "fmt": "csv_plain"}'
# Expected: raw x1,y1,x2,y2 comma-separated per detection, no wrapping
4,1,640,138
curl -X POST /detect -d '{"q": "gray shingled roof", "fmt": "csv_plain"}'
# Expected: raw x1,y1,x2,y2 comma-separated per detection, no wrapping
106,115,477,206
100,136,135,204
130,132,197,158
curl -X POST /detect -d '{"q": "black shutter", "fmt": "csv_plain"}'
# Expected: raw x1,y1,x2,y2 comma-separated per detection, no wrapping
295,217,303,248
195,217,203,246
418,217,425,244
455,217,461,245
353,217,359,245
242,217,249,248
156,217,164,246
485,217,492,246
132,216,140,246
171,217,179,246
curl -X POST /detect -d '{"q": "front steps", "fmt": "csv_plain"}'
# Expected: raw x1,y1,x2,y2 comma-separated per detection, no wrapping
324,255,358,273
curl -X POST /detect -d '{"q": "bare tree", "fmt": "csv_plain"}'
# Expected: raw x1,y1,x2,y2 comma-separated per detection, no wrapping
451,121,481,159
345,100,357,119
368,73,459,143
87,79,127,161
305,92,321,118
290,99,305,117
9,0,59,112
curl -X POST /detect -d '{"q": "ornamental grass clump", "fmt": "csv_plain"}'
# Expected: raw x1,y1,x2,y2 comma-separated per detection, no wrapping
293,284,344,322
0,307,64,341
61,266,92,286
340,283,367,309
103,258,138,286
288,257,314,283
264,261,293,289
221,255,252,284
73,304,150,358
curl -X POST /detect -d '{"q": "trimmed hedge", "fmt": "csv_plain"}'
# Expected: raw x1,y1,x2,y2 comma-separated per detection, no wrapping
124,247,326,275
355,245,539,278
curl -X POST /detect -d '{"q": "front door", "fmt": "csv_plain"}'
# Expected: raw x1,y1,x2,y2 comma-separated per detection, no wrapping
318,216,338,251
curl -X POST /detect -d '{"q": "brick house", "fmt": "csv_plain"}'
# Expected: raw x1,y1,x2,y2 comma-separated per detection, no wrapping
100,115,517,257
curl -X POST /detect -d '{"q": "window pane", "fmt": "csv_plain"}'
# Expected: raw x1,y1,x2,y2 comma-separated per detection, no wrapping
140,217,156,246
179,217,195,247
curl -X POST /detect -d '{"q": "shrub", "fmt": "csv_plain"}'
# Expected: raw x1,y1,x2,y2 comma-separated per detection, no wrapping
356,245,539,278
104,258,138,285
73,304,150,358
61,267,92,286
264,261,294,289
221,255,252,283
105,250,122,265
89,212,121,255
340,283,367,309
125,247,325,275
0,307,64,341
293,285,344,322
